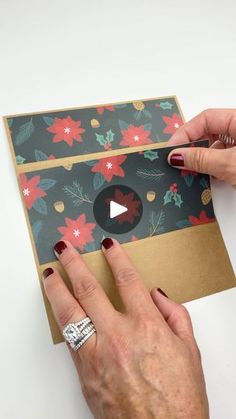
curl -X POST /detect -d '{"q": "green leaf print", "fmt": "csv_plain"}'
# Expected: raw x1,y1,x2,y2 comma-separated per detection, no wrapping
16,155,26,164
159,101,173,110
144,150,159,161
163,190,173,205
93,172,106,190
149,210,165,236
106,129,115,143
173,192,183,208
42,116,54,126
15,119,34,146
63,180,93,206
136,168,164,182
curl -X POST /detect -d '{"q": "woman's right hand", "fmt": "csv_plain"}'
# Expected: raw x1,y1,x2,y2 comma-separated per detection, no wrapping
167,109,236,186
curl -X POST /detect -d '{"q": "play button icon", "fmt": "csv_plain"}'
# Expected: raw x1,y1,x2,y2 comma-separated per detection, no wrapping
93,184,143,234
110,200,128,219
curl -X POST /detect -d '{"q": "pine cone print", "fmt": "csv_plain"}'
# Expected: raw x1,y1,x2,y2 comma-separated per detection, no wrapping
54,201,65,212
146,191,156,202
133,101,145,111
201,188,212,205
91,119,100,128
200,178,212,205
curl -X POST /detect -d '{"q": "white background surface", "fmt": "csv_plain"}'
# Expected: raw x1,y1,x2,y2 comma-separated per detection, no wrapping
0,1,236,418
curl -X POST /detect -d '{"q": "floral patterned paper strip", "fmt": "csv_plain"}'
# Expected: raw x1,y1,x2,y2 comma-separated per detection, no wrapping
7,97,183,164
19,140,215,264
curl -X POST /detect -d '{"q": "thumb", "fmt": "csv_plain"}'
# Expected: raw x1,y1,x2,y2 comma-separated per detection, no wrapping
168,146,233,182
150,288,200,357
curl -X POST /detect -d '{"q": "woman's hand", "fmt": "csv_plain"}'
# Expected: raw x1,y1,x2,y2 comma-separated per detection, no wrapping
42,238,209,419
168,109,236,186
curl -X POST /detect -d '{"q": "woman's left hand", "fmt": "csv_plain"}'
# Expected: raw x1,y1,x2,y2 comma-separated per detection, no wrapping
42,238,209,419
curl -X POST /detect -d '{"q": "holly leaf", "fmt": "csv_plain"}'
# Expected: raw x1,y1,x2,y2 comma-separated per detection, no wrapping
93,172,106,190
173,192,183,208
42,116,54,126
144,123,152,131
32,220,43,243
118,120,129,130
176,219,191,228
183,174,194,187
95,133,107,146
144,150,159,161
15,119,34,146
16,155,26,164
35,149,49,161
106,129,115,143
32,198,47,215
159,101,173,110
8,118,13,128
163,190,173,205
38,178,56,190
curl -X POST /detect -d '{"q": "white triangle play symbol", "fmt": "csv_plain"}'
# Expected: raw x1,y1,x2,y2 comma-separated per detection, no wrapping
110,200,128,219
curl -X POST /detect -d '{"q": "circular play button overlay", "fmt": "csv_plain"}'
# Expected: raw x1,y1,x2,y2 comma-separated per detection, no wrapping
93,184,143,234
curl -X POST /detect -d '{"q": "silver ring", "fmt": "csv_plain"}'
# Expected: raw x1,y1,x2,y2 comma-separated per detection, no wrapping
63,316,96,351
218,133,236,147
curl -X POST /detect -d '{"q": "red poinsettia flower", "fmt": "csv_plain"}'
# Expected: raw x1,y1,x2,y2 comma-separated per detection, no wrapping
188,210,215,226
20,174,46,209
57,214,96,250
162,113,183,135
91,155,127,182
120,125,153,147
105,188,141,224
96,105,115,115
47,116,85,146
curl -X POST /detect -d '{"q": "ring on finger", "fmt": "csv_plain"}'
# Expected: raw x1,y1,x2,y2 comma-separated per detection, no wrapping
63,316,97,351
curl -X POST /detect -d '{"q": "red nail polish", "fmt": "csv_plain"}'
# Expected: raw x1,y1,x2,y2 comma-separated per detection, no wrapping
43,267,54,279
54,241,67,255
170,153,184,167
102,238,113,249
157,288,168,298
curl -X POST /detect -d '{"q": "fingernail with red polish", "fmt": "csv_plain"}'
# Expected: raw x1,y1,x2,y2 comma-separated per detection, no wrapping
101,237,113,249
54,241,67,256
170,153,184,167
157,288,168,298
42,267,54,279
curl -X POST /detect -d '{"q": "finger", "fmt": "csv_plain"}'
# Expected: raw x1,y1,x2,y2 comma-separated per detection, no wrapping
101,238,162,319
42,267,85,328
41,267,96,354
54,240,116,330
150,288,199,356
168,146,236,184
168,108,236,146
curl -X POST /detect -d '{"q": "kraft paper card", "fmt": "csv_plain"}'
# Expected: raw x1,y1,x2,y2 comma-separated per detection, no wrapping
3,96,235,344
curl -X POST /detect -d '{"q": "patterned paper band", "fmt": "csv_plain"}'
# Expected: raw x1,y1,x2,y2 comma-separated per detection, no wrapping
19,140,215,265
6,97,183,164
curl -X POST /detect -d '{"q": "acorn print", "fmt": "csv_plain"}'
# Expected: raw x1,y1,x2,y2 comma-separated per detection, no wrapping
200,178,212,205
54,201,65,213
146,191,156,202
91,118,100,129
133,101,145,111
63,163,73,171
